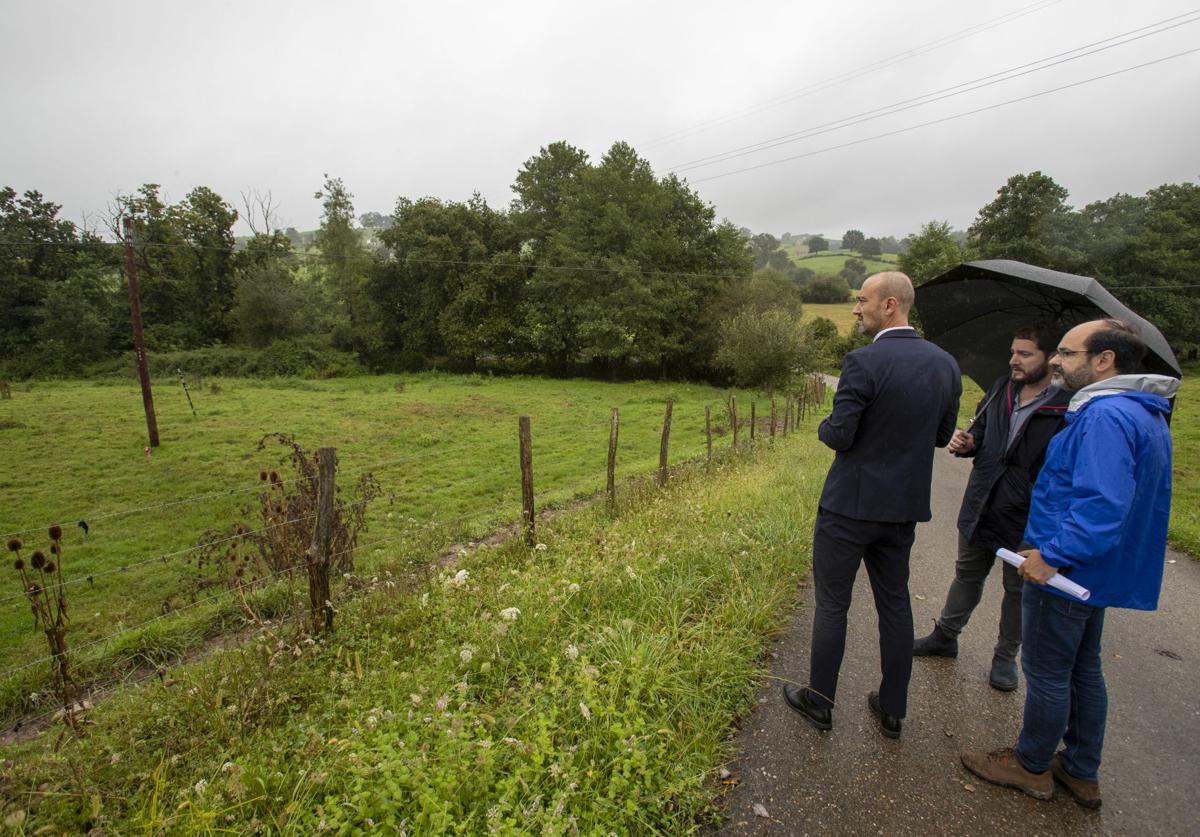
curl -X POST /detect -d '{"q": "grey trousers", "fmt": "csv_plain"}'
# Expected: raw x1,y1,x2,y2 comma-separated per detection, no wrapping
935,533,1023,661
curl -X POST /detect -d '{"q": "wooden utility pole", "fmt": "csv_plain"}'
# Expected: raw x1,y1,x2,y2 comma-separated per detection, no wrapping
122,217,159,447
658,400,673,486
607,408,619,510
519,416,535,546
306,447,337,634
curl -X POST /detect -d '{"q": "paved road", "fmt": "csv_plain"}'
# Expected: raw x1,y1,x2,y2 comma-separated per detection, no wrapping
714,446,1200,836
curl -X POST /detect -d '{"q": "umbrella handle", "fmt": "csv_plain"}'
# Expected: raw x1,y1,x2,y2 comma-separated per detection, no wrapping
963,386,1002,431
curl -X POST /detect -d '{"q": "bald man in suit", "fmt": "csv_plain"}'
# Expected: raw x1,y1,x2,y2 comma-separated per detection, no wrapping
784,272,961,738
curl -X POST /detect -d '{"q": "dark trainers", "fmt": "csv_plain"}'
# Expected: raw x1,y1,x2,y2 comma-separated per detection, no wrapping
989,656,1018,691
1052,752,1102,809
913,622,958,658
867,691,901,739
961,747,1053,800
782,684,832,731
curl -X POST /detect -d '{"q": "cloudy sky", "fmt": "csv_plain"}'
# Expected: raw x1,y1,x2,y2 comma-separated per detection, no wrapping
3,0,1198,240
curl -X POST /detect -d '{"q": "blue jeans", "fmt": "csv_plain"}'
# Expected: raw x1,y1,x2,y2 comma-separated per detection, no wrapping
1015,583,1107,781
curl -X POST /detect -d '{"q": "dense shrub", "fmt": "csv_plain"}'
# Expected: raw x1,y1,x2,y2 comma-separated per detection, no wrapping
85,337,363,380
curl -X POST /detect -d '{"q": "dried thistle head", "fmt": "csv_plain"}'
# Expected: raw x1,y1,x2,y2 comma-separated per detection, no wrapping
43,561,56,574
269,471,280,485
6,538,22,552
13,558,24,571
31,551,46,570
50,543,60,555
259,470,268,482
48,524,62,541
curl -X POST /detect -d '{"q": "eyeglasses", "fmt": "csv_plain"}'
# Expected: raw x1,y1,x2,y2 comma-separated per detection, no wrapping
1055,348,1091,358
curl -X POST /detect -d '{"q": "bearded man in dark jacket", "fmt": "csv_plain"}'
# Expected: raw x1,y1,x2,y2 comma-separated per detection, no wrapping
913,323,1071,691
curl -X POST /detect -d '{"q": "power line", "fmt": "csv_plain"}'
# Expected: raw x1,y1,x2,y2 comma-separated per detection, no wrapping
690,46,1200,184
639,0,1064,149
668,10,1200,174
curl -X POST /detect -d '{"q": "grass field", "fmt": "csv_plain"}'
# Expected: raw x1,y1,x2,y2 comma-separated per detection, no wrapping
0,374,797,722
781,247,898,277
1,393,831,833
801,302,857,333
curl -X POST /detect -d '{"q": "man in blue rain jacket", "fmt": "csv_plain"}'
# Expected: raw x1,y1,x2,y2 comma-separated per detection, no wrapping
961,319,1177,810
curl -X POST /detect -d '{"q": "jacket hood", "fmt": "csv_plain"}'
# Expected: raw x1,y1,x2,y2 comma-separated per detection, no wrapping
1068,374,1179,413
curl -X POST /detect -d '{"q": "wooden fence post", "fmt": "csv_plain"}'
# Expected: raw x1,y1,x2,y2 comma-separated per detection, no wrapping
750,401,756,441
519,416,535,546
659,400,673,486
705,405,713,460
731,395,739,449
306,446,337,634
770,398,777,439
607,408,619,510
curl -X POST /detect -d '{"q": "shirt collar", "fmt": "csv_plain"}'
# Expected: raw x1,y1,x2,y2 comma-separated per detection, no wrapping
872,326,916,342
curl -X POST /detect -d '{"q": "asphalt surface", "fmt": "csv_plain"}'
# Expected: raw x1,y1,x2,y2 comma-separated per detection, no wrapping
714,442,1200,836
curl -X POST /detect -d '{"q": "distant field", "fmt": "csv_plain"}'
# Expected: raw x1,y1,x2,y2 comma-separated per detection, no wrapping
802,302,857,333
790,251,898,276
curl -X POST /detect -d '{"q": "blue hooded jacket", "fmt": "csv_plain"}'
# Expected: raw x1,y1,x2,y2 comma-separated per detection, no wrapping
1022,374,1177,610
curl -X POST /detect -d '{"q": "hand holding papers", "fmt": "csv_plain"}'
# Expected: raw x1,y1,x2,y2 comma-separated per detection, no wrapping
997,548,1091,602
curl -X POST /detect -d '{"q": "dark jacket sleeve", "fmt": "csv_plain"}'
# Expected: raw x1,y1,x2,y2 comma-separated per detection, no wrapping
819,352,871,452
935,371,962,448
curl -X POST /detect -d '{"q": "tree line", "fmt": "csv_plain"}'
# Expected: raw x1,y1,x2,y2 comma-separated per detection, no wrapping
2,157,1195,385
898,172,1200,354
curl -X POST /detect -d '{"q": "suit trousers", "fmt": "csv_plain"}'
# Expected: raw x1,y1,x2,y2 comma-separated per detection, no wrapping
808,507,917,718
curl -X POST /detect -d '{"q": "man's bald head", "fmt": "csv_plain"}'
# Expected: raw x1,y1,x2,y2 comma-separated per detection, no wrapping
853,271,914,337
863,272,915,314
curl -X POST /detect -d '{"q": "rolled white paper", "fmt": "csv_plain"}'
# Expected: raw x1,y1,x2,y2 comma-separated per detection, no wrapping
997,548,1091,602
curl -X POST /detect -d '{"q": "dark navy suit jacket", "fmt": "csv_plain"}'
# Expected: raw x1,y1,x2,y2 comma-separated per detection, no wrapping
817,328,961,523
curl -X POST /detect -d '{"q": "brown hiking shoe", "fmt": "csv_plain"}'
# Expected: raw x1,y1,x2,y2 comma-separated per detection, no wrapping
961,747,1053,800
1052,752,1102,809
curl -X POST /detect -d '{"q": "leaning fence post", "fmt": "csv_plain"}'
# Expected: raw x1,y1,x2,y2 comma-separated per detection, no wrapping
750,401,756,441
659,399,673,486
607,408,619,510
306,446,337,634
770,398,777,439
519,416,535,546
731,395,739,449
705,405,713,460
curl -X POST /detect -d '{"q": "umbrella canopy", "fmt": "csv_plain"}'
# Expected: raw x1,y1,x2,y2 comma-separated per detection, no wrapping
914,259,1182,390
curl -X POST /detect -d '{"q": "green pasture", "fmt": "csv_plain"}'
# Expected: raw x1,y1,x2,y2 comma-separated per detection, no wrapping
782,246,898,276
801,302,858,333
1169,369,1198,555
0,374,792,721
1,406,831,832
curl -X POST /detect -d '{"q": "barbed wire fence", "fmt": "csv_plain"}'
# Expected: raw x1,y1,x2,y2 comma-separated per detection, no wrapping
1,377,830,736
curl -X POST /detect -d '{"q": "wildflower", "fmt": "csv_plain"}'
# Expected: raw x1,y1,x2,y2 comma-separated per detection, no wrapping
624,565,637,579
419,592,429,608
567,582,580,594
500,607,520,622
409,693,422,706
459,646,474,663
565,644,579,661
48,524,62,541
534,543,547,551
451,569,469,587
579,702,591,721
435,694,450,711
193,778,208,794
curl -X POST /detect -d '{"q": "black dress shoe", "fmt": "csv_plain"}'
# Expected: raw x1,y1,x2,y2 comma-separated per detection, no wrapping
783,684,832,731
867,691,902,739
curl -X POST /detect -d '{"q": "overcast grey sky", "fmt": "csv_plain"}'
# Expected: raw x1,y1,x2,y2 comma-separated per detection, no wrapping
3,0,1198,240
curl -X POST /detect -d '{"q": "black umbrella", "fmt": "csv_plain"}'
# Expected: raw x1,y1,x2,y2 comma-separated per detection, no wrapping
914,259,1182,391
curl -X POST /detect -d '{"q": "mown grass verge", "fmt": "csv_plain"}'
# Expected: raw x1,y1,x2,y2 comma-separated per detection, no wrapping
0,425,829,833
